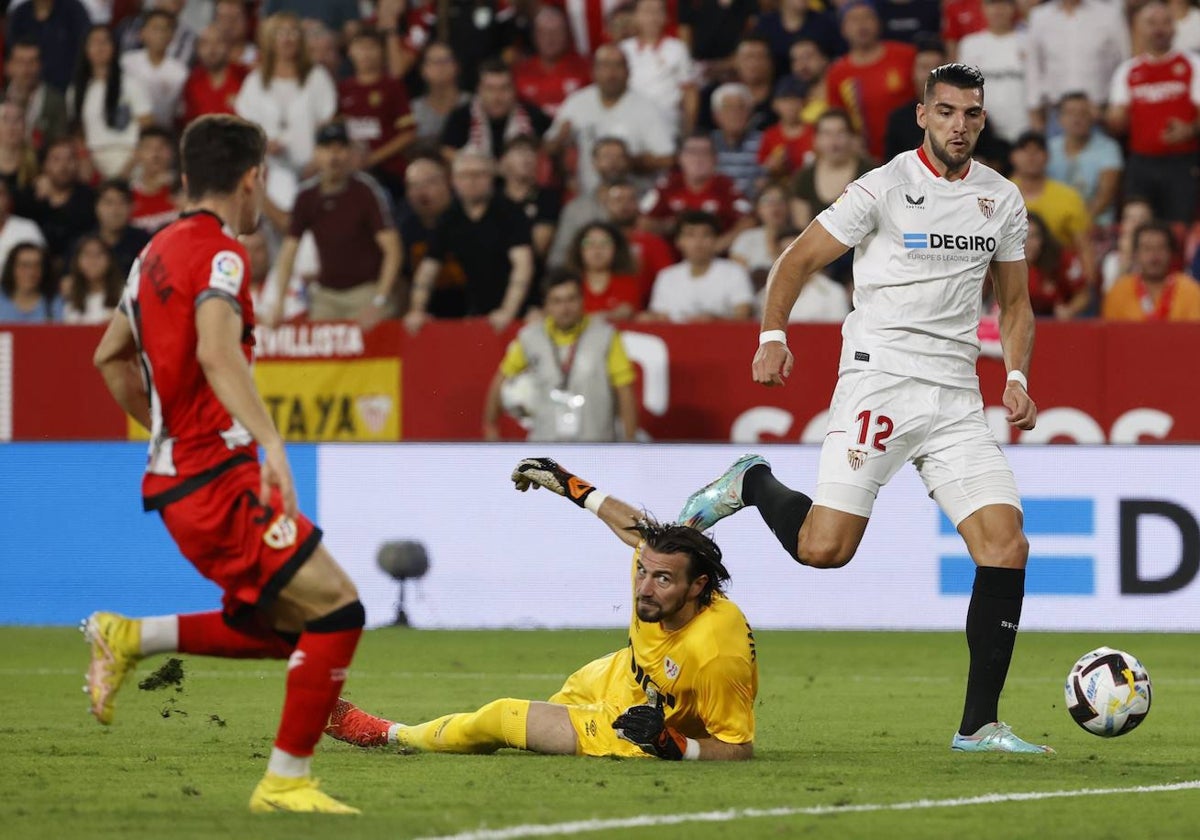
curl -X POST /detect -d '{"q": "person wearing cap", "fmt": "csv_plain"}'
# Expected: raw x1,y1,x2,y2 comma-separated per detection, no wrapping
825,0,918,161
266,120,402,328
1009,129,1097,284
759,75,815,177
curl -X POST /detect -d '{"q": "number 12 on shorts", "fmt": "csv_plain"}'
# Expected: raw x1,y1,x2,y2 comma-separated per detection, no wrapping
855,410,894,452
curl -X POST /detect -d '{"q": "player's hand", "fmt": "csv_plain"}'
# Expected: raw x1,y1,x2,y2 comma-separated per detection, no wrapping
511,457,596,507
752,341,794,387
1003,381,1037,431
260,440,297,518
612,704,688,760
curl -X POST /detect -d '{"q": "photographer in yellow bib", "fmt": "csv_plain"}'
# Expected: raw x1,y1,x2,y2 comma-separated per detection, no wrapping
326,457,757,761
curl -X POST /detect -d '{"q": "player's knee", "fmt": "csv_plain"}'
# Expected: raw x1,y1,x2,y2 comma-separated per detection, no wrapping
974,532,1029,569
305,599,366,632
796,534,855,569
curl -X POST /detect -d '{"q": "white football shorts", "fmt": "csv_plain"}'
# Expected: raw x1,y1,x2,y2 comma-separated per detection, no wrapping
814,369,1021,527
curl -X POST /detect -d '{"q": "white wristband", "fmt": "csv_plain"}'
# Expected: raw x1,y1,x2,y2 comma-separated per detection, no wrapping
583,490,609,514
683,738,701,760
759,329,787,346
1006,370,1028,390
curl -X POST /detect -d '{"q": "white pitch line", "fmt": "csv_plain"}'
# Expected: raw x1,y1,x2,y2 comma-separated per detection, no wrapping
414,780,1200,840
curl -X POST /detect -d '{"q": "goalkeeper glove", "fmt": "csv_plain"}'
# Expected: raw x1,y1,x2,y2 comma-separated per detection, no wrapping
511,457,596,508
612,704,692,761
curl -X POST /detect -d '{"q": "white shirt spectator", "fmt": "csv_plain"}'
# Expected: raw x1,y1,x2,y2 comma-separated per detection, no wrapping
620,36,696,128
235,65,337,185
1175,8,1200,54
756,274,850,323
120,49,187,128
74,76,152,178
730,226,773,270
62,291,115,325
649,258,755,322
548,85,675,194
1026,0,1130,110
0,214,44,274
957,29,1029,142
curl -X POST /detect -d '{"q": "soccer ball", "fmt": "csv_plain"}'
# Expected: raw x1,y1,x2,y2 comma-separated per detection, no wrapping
1064,647,1152,737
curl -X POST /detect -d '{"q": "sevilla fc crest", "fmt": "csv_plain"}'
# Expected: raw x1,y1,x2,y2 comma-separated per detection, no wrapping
978,197,995,219
847,448,868,471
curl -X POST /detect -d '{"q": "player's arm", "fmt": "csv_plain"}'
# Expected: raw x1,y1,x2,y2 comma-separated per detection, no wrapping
93,309,151,430
753,219,850,386
195,296,296,515
511,457,644,548
990,258,1037,431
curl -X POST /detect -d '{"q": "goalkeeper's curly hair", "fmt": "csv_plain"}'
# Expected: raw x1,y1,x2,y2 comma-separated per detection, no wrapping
630,517,731,607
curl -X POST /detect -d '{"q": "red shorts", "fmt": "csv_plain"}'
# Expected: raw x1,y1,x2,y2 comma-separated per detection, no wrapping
157,461,322,622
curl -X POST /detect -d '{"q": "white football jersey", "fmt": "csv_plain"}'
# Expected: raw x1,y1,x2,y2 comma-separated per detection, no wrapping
816,148,1027,389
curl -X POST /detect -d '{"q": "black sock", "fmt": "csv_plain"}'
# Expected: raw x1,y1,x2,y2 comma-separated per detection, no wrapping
959,566,1025,736
741,464,813,563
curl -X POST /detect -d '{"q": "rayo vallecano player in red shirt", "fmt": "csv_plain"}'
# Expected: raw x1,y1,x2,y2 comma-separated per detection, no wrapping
88,114,366,813
681,64,1053,754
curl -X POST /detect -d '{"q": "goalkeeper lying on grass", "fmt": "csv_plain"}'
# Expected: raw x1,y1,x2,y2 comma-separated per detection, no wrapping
326,457,757,761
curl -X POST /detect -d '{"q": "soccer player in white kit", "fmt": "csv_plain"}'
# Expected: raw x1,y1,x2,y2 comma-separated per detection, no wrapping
679,64,1053,753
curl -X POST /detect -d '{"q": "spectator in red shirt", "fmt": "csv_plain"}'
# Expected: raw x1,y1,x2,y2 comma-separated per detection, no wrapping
212,0,258,67
642,132,754,253
826,0,918,160
1106,0,1200,224
182,25,248,126
604,177,672,304
566,220,642,319
1025,211,1090,319
943,0,987,60
129,126,178,234
514,6,592,119
759,75,815,177
339,26,416,203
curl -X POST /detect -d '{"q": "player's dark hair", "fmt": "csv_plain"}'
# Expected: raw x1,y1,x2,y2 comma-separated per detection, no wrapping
1132,220,1177,254
631,518,731,607
676,209,722,237
923,62,985,102
566,221,635,276
180,114,266,200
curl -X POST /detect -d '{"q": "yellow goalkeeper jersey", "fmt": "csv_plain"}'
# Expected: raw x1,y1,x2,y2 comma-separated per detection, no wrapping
624,543,758,744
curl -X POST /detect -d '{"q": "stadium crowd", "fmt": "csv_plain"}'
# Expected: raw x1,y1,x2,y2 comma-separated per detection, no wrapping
1,0,1199,329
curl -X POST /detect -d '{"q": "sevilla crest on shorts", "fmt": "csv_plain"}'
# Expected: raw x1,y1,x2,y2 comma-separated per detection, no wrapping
977,197,996,219
847,448,868,470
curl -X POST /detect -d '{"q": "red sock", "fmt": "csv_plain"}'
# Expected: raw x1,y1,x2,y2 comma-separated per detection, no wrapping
274,627,362,757
177,611,295,659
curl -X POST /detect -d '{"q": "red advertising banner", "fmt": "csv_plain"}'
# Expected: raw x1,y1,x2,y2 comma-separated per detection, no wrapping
3,320,1198,442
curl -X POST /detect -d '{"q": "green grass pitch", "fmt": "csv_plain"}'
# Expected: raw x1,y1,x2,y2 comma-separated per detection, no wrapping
1,628,1196,839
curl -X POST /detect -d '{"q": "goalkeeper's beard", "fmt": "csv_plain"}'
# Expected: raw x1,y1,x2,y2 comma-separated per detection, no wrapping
636,592,687,624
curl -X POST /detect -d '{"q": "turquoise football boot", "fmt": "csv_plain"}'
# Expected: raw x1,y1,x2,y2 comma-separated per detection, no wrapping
677,454,769,530
951,722,1055,754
